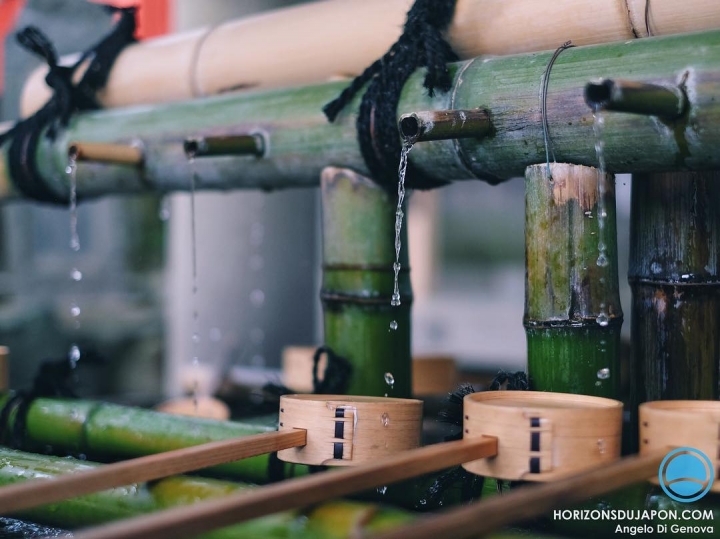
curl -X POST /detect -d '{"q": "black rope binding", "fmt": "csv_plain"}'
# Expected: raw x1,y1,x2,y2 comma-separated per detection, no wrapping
323,0,458,191
0,7,136,205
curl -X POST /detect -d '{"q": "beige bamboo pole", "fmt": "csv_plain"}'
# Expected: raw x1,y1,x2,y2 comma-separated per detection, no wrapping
19,0,720,115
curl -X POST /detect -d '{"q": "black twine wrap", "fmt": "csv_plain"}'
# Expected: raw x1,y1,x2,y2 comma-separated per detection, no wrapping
323,0,458,190
0,8,136,205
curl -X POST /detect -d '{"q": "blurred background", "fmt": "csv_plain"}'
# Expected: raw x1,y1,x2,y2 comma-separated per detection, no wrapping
0,0,632,403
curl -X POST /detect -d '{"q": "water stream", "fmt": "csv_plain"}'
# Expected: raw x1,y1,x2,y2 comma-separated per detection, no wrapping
188,157,201,411
592,111,610,327
391,142,413,311
66,157,81,367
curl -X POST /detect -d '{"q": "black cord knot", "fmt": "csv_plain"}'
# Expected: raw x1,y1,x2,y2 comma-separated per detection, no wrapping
323,0,458,191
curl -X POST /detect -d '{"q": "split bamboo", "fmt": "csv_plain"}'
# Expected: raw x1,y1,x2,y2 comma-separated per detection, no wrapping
629,172,720,404
4,30,720,202
320,167,412,398
0,448,413,539
0,393,306,483
19,0,720,114
524,164,622,399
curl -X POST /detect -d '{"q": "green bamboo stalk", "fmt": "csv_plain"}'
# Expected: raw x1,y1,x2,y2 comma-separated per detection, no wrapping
0,448,413,539
0,394,306,483
524,163,622,398
2,30,720,200
320,167,411,398
629,172,720,404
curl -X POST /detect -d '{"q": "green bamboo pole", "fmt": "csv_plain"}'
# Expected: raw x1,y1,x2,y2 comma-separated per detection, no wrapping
2,30,720,200
320,167,411,397
0,448,413,539
629,172,720,405
525,164,622,398
0,394,307,483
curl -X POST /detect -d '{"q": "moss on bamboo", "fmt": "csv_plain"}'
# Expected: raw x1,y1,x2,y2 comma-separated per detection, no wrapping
524,164,622,398
320,168,412,397
0,394,306,483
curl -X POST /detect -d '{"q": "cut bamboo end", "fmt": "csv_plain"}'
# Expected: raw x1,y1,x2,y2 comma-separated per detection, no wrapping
462,391,623,481
584,79,687,118
183,134,266,159
640,400,720,493
0,347,8,393
277,394,423,466
68,142,144,166
398,109,492,143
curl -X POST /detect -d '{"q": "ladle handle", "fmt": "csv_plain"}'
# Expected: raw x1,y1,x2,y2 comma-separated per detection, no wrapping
373,449,668,539
73,436,498,539
0,429,306,515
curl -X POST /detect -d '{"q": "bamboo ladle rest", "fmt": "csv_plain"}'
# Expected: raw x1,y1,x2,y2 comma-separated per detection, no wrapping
72,391,622,539
372,399,720,539
0,394,419,515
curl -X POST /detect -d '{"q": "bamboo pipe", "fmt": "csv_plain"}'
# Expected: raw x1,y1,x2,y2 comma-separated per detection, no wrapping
19,0,720,115
68,142,144,166
183,134,265,159
6,30,720,202
398,109,492,143
372,450,667,539
525,163,622,398
584,79,688,118
0,430,305,515
72,437,499,539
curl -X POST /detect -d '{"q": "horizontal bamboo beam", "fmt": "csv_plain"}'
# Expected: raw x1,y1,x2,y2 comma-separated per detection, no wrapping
3,30,720,201
19,0,720,114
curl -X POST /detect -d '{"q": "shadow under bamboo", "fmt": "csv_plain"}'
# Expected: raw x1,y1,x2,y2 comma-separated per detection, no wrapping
72,437,498,539
372,450,667,539
0,430,305,516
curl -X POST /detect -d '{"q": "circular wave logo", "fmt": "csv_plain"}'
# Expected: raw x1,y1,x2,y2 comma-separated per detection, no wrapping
658,447,714,503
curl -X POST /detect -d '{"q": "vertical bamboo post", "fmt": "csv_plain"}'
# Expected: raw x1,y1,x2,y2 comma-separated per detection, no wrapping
629,172,720,404
524,164,623,399
320,167,412,398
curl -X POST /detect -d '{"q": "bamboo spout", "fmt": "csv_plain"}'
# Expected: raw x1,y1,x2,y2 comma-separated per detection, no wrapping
68,142,144,166
398,109,492,143
583,79,687,119
183,134,266,159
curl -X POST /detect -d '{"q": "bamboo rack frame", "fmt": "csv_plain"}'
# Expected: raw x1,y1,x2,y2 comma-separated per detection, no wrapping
2,30,720,202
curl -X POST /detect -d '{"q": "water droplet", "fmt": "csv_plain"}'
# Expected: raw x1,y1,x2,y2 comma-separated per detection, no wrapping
158,197,171,221
597,367,610,380
249,327,265,345
65,166,73,175
381,412,390,427
390,293,401,307
595,381,602,387
70,237,80,252
596,253,608,267
192,332,200,344
650,262,662,274
377,485,387,495
597,439,606,454
68,345,81,366
70,302,81,318
384,372,395,388
249,289,265,307
209,327,222,342
597,312,609,326
584,210,592,217
70,268,82,281
389,320,398,331
598,209,608,219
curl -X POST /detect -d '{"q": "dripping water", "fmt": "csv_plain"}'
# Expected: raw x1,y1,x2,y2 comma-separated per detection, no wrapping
384,372,395,397
391,141,412,311
592,111,610,327
188,155,201,413
66,155,81,365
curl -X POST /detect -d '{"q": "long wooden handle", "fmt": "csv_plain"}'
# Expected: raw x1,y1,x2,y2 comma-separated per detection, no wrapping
0,429,306,515
73,436,498,539
373,450,668,539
